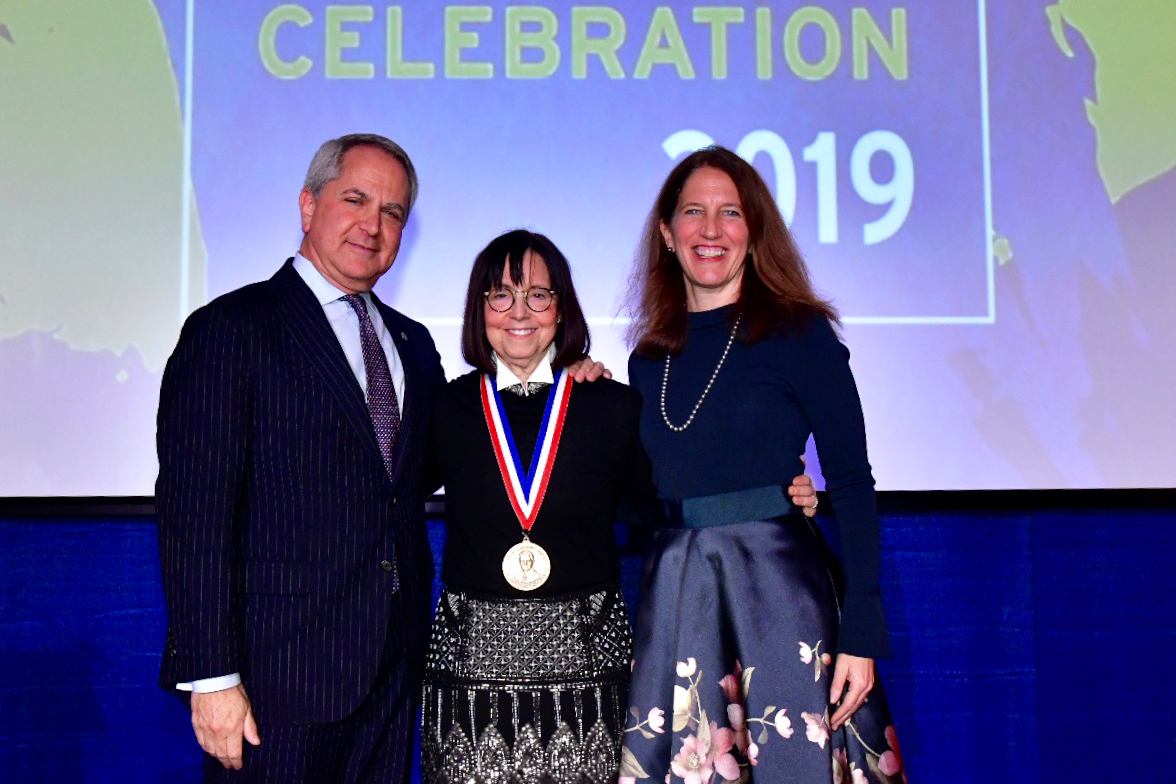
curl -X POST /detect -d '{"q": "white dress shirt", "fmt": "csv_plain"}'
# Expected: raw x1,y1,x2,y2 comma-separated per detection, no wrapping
178,254,406,693
293,253,407,407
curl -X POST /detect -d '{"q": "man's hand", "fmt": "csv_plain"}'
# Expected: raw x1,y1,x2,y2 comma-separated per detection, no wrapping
829,653,875,730
191,683,260,769
567,356,611,382
787,457,818,518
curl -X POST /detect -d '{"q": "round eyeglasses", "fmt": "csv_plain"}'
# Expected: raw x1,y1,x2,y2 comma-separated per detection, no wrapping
484,287,558,313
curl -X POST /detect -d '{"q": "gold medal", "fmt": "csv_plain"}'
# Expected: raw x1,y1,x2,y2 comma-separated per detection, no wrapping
483,371,571,593
501,537,551,591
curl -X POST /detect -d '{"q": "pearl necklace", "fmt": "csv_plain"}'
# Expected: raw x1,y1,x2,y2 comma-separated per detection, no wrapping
660,314,742,433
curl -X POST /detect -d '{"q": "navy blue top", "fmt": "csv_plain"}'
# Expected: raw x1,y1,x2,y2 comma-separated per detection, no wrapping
628,304,890,657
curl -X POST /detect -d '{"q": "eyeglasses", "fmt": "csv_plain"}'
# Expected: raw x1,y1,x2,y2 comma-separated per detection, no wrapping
484,287,558,313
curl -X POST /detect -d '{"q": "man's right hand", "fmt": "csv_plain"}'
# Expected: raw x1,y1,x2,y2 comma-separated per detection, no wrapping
191,683,261,769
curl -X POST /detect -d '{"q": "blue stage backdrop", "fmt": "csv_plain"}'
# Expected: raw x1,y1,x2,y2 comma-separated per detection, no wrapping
2,506,1174,782
5,2,1176,496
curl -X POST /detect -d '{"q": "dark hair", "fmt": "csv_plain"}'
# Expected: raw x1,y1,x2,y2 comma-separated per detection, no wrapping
628,146,837,356
461,230,591,374
304,133,419,217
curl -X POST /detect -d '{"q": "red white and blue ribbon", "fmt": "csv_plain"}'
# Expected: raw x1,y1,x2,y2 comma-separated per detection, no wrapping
481,368,572,529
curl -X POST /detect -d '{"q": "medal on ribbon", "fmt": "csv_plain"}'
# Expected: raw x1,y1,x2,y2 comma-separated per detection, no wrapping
481,368,572,590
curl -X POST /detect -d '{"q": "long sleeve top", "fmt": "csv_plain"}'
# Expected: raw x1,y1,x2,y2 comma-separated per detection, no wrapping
628,305,891,658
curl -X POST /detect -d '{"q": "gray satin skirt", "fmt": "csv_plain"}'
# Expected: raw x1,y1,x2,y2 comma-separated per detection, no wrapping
421,584,632,784
621,495,907,783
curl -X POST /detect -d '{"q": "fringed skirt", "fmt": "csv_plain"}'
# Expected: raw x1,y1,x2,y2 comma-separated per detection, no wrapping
421,584,633,784
621,500,907,784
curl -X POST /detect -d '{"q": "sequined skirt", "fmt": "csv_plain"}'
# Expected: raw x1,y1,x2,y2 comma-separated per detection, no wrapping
421,584,633,784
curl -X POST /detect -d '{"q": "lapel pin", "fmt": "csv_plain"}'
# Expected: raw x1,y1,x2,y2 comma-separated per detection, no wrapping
400,332,408,341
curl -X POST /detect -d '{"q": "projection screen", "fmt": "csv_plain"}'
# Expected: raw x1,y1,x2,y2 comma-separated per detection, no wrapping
1,0,1173,495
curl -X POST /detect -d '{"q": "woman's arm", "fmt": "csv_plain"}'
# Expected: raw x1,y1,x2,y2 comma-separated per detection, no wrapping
790,316,891,658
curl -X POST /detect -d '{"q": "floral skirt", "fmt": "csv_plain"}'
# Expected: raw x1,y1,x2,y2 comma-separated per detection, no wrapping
621,514,906,784
421,584,633,784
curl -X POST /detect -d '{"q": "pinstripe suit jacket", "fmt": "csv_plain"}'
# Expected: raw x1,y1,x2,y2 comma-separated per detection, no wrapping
156,259,444,724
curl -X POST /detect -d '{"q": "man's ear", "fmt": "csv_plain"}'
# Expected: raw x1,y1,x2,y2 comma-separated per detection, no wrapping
298,189,315,234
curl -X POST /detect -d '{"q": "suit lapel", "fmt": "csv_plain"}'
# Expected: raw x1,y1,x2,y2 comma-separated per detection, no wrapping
268,261,384,470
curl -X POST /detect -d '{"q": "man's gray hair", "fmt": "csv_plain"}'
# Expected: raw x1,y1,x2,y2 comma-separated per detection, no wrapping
303,133,419,217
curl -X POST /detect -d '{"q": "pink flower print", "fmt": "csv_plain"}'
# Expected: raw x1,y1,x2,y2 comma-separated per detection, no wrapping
718,673,740,704
709,725,734,756
799,640,828,681
833,749,849,784
728,704,750,755
746,741,759,766
878,725,906,779
773,708,794,738
709,724,740,782
620,778,636,784
733,729,750,756
677,657,698,678
718,660,748,703
648,707,666,734
670,733,714,784
801,711,830,749
799,642,814,664
713,750,740,781
851,769,868,784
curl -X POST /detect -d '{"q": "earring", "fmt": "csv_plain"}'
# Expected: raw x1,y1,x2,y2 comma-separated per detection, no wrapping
667,246,674,253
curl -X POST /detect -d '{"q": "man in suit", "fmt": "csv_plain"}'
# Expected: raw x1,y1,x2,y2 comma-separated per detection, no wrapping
156,134,445,781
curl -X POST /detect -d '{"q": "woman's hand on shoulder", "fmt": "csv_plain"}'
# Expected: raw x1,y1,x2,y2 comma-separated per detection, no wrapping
829,653,875,730
567,356,612,382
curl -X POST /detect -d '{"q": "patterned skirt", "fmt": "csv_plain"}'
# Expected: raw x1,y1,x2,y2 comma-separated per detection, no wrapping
421,584,633,784
621,505,907,784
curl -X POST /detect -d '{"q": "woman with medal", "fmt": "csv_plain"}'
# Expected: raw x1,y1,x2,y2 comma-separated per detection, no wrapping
421,228,821,780
420,229,664,781
620,148,906,783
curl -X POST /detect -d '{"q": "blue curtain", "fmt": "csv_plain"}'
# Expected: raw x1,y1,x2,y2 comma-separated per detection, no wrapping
2,509,1173,781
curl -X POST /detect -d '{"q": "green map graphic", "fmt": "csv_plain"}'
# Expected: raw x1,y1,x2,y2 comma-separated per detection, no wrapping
1047,0,1176,203
0,0,206,371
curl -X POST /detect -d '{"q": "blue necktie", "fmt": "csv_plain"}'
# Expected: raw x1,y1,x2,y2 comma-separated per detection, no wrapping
342,295,401,478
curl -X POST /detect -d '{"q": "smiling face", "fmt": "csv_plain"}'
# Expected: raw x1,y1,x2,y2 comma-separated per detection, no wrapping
484,250,559,382
297,145,410,294
660,166,750,311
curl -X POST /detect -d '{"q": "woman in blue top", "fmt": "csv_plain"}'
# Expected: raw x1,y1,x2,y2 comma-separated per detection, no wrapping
621,147,906,783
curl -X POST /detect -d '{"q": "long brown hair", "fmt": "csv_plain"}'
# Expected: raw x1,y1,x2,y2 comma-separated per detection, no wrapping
628,146,837,356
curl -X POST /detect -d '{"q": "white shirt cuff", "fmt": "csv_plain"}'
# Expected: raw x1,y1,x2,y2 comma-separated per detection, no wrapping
176,673,242,693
